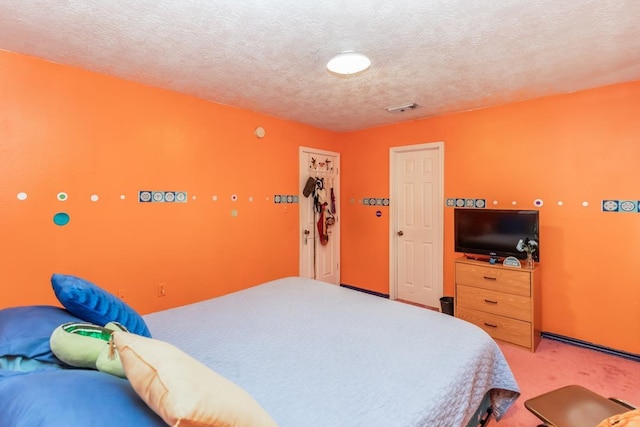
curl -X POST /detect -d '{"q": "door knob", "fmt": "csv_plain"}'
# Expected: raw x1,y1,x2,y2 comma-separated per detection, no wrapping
397,230,404,236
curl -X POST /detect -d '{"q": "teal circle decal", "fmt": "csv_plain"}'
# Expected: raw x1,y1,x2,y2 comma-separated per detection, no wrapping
53,212,70,226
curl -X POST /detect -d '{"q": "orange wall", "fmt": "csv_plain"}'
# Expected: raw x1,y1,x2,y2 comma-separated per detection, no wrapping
2,49,639,355
0,50,339,313
341,81,640,354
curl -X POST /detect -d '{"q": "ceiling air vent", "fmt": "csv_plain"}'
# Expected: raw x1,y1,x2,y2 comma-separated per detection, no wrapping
385,103,421,114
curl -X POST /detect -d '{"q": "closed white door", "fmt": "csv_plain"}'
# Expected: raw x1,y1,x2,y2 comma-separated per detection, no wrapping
299,147,340,285
390,143,443,307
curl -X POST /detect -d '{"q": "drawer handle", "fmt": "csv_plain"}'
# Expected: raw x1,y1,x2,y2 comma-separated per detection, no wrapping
483,276,497,281
484,299,498,304
484,322,498,328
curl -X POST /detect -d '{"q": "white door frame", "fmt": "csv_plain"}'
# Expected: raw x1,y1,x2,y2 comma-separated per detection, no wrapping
389,142,444,301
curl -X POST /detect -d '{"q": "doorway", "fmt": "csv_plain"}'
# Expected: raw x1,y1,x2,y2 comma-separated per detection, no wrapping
299,147,340,285
389,142,444,307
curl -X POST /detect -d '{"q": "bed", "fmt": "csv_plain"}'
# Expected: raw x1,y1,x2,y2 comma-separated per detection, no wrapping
0,275,519,426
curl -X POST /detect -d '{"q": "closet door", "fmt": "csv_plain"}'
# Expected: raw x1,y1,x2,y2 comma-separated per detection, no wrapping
299,147,340,285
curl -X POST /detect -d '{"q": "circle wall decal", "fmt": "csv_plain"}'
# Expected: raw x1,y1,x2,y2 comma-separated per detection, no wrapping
254,127,266,138
17,192,28,201
57,192,68,201
53,212,70,226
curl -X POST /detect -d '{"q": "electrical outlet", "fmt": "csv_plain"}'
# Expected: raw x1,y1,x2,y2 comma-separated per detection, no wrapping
117,289,127,301
158,283,167,297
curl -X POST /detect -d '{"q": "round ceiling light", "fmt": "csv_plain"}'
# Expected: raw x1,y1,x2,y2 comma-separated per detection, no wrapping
327,51,371,76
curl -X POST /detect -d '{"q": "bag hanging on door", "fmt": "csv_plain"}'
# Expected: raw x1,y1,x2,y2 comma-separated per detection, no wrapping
313,178,327,212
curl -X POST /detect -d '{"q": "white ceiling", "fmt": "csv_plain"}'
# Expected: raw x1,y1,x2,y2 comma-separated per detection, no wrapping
1,0,639,132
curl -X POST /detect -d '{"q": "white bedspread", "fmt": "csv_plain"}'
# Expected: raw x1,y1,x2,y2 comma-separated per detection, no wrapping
144,277,519,427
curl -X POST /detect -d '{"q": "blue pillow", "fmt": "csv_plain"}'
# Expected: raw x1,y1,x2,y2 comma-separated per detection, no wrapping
0,369,165,426
0,305,84,366
51,274,151,337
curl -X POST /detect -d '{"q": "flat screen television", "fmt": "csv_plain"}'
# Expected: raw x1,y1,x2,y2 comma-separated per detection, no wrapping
454,208,540,261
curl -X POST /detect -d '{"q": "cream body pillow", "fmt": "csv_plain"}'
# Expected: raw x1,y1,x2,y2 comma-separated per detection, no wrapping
112,331,278,427
596,409,640,427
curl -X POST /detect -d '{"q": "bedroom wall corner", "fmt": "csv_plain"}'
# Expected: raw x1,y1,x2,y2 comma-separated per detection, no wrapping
0,50,340,314
339,80,640,355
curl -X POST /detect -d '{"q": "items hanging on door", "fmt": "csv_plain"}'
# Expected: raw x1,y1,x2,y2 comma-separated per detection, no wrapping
313,178,336,245
302,157,337,245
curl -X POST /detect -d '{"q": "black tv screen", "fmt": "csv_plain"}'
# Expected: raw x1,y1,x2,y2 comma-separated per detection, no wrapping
454,209,540,261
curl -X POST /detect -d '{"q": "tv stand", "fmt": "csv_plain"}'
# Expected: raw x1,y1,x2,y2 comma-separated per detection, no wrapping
454,257,541,352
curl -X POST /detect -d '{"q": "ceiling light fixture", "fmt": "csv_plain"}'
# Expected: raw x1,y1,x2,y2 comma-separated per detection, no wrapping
327,51,371,76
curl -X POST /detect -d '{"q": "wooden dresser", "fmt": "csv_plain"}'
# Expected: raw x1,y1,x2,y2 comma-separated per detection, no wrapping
454,257,541,352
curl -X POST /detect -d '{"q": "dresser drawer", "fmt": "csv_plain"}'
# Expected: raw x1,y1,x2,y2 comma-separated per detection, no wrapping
457,284,531,321
457,306,532,349
455,262,530,296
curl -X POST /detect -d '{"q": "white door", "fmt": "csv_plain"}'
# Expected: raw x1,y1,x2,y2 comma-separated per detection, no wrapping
299,147,340,285
389,142,444,307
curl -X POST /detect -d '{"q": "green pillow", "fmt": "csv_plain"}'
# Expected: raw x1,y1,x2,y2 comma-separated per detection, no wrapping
50,322,127,378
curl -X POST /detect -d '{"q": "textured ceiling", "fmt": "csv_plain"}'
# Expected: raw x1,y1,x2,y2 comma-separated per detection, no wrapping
1,0,639,132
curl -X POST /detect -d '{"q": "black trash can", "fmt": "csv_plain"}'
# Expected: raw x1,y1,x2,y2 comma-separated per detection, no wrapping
439,296,454,316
